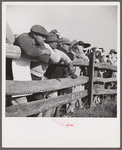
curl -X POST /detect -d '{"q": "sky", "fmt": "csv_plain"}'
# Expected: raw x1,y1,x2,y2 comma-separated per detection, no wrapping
6,2,119,55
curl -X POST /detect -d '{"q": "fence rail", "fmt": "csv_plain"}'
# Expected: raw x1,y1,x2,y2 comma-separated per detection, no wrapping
6,76,89,96
6,90,88,117
93,77,117,83
94,62,117,71
93,89,117,95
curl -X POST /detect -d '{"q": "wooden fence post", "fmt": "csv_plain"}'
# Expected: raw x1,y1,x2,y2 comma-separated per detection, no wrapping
88,51,95,107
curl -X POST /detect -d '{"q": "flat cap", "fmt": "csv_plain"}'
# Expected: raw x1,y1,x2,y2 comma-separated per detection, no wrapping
58,37,72,45
30,25,48,36
45,33,59,43
50,29,58,34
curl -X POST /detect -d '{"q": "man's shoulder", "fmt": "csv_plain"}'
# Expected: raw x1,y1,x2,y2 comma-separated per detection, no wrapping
17,33,29,39
44,43,52,50
15,33,30,44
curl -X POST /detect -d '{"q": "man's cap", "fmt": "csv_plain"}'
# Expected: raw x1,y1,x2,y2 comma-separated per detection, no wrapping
109,49,117,54
44,33,59,43
30,25,48,36
69,40,78,50
77,41,91,48
50,29,58,34
57,37,72,45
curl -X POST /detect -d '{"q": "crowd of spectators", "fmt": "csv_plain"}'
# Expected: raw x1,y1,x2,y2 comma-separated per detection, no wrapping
6,21,117,117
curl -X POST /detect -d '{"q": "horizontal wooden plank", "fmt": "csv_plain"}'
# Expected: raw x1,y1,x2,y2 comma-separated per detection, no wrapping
6,90,88,117
72,59,89,66
6,76,89,96
94,62,117,71
20,55,40,62
7,52,21,59
6,49,89,66
6,44,21,59
93,89,117,95
6,47,39,62
93,77,117,83
7,53,41,63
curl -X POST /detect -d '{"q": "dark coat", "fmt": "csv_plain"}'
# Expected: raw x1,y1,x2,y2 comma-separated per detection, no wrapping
14,32,50,63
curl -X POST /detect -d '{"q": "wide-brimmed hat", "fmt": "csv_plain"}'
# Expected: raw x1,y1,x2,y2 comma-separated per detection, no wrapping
109,49,117,54
30,25,48,36
44,33,59,43
77,41,91,48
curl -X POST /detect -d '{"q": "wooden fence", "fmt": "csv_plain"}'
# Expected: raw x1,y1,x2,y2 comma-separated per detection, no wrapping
5,50,117,117
89,52,117,107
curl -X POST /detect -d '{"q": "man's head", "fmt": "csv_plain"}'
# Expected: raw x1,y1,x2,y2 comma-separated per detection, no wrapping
50,29,58,34
30,25,48,44
95,49,102,59
50,29,63,39
99,48,105,53
109,49,117,57
68,40,91,53
58,37,72,46
90,47,102,61
45,33,59,49
56,37,72,53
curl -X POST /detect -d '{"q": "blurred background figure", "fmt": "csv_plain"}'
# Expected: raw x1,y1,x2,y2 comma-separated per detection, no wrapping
107,49,117,66
6,21,29,106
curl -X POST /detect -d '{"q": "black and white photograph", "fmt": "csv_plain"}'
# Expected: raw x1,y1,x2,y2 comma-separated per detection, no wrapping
2,1,120,148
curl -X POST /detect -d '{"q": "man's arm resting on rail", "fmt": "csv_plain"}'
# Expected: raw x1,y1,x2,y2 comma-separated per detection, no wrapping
16,34,45,57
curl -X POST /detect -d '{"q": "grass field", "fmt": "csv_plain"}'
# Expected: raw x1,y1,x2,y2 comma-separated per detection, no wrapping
70,98,117,117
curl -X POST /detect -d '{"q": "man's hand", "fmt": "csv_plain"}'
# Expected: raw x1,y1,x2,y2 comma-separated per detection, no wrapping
38,48,51,56
37,48,51,63
57,43,69,53
76,54,89,62
69,40,78,51
68,61,76,75
42,48,51,56
35,35,44,45
70,74,78,79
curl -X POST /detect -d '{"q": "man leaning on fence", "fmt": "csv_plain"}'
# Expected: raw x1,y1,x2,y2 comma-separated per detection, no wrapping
29,27,75,117
44,30,90,116
42,32,76,117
